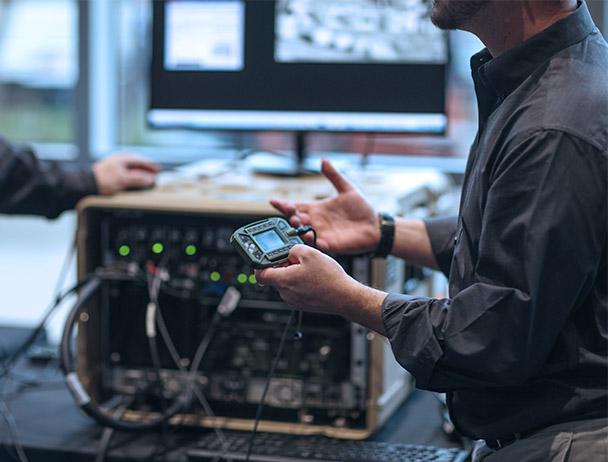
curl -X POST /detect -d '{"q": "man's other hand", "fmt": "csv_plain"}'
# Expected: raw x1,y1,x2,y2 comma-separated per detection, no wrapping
270,159,379,254
93,153,160,195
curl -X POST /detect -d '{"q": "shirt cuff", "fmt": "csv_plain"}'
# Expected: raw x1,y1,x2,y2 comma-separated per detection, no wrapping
423,216,457,278
382,292,444,389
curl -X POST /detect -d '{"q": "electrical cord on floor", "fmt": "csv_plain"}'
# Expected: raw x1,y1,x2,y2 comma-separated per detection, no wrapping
0,399,29,462
95,398,132,462
0,238,77,380
0,251,74,462
95,427,115,462
0,238,79,462
0,260,136,384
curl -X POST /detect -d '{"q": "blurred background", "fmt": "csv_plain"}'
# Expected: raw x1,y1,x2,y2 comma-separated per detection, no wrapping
0,0,606,341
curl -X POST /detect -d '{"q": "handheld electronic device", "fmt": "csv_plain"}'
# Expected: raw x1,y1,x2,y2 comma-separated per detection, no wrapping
230,217,303,268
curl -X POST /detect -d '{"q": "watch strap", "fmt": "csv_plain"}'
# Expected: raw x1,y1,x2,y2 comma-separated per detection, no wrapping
374,212,395,258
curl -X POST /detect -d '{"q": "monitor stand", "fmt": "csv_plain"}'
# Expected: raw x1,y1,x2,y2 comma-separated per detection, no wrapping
251,132,317,177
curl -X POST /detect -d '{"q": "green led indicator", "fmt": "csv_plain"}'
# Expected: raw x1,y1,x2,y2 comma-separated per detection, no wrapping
210,271,221,282
248,274,257,285
185,244,197,256
152,242,164,254
118,245,130,257
237,273,247,284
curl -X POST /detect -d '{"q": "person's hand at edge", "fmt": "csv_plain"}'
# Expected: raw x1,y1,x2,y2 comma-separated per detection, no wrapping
93,153,160,195
256,245,386,334
270,159,380,254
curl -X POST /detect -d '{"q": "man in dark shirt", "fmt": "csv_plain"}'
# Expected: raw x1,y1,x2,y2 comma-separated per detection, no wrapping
0,137,159,217
257,1,607,460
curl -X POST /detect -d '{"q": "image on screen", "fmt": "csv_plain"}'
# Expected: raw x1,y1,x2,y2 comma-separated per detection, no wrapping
164,0,244,71
275,0,446,64
253,230,285,253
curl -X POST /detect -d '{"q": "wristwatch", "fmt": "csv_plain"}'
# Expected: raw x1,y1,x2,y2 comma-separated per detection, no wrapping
373,212,395,258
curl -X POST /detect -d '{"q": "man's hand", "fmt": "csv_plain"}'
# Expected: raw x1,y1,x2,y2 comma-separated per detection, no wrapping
93,153,160,195
270,159,379,254
256,245,387,333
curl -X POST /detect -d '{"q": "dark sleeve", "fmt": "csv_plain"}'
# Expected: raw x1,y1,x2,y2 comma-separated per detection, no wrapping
0,138,98,218
422,215,457,277
382,130,607,391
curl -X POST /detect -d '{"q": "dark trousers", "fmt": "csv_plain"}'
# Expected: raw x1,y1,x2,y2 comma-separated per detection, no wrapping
472,417,608,462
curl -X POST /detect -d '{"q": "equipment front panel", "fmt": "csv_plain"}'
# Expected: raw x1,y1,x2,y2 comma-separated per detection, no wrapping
85,208,370,429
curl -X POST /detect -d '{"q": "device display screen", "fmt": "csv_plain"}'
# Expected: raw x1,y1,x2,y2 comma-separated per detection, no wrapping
253,229,284,252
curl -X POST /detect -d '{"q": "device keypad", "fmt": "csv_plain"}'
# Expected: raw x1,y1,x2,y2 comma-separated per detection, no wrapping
267,246,291,260
247,224,272,234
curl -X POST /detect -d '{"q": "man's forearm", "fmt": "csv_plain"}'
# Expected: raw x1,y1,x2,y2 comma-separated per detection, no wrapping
346,219,439,336
342,283,387,335
0,139,97,218
391,218,439,270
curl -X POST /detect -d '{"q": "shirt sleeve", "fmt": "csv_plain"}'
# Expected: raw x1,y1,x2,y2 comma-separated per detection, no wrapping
422,215,457,277
382,130,607,391
0,138,98,218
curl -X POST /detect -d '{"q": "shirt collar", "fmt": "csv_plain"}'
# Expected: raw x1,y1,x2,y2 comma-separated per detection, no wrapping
471,1,596,100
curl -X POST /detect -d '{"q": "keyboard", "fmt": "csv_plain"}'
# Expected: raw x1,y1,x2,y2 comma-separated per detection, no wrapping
187,431,469,462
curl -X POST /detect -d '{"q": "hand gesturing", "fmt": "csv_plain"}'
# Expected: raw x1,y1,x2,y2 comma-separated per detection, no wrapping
271,159,379,254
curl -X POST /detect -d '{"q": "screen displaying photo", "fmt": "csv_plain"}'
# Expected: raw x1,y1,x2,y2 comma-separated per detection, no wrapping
164,0,244,71
275,0,446,64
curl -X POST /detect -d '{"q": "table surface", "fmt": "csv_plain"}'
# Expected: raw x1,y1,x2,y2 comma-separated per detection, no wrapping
0,364,464,462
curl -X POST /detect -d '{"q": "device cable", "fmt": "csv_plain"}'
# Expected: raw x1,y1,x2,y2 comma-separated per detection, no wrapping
145,262,234,457
291,225,318,340
60,262,238,432
155,307,231,462
295,226,317,248
145,262,170,448
60,268,187,431
187,311,221,390
244,309,296,462
186,285,240,459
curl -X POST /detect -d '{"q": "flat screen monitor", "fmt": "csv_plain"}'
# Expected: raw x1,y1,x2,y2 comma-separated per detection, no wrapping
149,0,448,136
